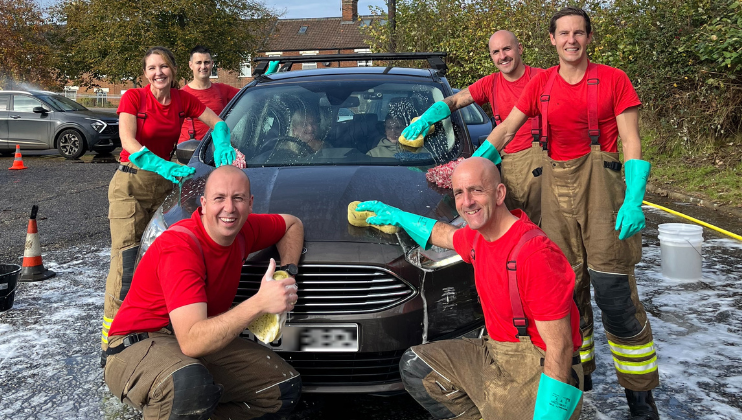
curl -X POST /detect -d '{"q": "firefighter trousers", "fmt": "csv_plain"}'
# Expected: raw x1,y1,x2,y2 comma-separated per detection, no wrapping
501,142,543,225
399,337,583,420
102,163,173,349
541,145,659,391
105,331,301,420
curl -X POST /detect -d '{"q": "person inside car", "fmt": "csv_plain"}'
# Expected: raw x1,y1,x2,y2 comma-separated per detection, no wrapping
290,108,328,152
103,165,304,420
367,113,430,158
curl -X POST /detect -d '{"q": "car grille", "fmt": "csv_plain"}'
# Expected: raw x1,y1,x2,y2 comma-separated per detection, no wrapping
101,123,118,136
281,350,404,385
235,264,416,314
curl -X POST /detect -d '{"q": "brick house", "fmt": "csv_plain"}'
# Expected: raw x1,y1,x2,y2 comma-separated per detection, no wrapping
66,0,378,106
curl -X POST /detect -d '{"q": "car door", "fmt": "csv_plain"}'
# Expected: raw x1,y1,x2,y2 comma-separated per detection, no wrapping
8,94,53,149
0,95,9,152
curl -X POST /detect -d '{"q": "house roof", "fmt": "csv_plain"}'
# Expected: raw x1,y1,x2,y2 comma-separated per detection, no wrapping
261,17,375,52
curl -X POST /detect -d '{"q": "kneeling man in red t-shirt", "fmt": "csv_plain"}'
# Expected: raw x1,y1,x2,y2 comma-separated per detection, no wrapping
104,165,304,420
357,157,583,420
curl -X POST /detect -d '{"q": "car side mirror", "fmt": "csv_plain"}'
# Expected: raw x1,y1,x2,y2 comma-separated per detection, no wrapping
33,106,49,114
176,140,200,164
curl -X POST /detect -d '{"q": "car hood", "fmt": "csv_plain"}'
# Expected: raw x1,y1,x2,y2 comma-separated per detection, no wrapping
67,110,118,123
164,165,459,245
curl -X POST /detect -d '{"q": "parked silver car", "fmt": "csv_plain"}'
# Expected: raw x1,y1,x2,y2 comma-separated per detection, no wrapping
0,90,120,159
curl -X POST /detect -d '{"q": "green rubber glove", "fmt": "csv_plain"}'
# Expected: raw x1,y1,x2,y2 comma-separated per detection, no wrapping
616,159,651,240
533,373,582,420
212,121,235,167
356,200,437,249
265,61,280,75
472,140,502,165
129,146,195,184
401,101,451,142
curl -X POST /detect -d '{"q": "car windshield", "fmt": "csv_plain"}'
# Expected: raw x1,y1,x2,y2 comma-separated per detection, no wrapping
41,95,88,111
223,78,462,167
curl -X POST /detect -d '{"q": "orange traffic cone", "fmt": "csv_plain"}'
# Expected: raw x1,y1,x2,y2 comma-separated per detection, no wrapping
20,205,56,282
8,145,28,170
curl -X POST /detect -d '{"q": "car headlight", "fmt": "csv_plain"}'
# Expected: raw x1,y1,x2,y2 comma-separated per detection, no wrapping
87,119,106,133
136,207,167,264
404,216,466,271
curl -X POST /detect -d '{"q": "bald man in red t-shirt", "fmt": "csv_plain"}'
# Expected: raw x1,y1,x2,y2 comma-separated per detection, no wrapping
478,7,659,420
400,31,544,222
356,158,583,420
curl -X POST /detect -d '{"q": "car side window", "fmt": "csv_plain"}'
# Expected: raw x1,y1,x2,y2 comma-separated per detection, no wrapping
0,95,9,111
13,95,44,112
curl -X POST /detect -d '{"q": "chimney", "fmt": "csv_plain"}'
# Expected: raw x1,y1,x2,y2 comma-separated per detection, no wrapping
342,0,358,23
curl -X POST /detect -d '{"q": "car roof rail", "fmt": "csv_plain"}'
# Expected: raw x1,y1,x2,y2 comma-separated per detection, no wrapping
253,52,448,77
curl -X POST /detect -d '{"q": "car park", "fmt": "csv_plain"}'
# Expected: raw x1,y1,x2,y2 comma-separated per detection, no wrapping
138,53,485,394
0,90,120,159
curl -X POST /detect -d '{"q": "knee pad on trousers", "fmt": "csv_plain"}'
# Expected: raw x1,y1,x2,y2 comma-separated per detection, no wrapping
399,349,456,419
589,269,643,337
169,364,223,420
253,375,302,420
119,245,139,301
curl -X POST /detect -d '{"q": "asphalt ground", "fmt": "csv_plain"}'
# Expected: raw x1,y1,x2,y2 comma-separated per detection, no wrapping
1,149,741,419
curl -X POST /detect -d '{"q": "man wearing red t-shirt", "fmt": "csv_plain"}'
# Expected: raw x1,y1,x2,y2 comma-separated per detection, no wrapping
356,157,583,420
179,45,241,143
104,165,304,420
479,7,659,419
400,31,544,223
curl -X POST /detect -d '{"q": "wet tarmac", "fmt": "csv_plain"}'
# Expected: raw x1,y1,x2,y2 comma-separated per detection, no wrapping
1,152,742,419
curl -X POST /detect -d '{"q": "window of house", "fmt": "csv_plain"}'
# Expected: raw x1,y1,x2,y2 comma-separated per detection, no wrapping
240,56,252,77
360,19,372,27
298,26,308,34
355,49,372,67
300,50,318,70
210,65,218,78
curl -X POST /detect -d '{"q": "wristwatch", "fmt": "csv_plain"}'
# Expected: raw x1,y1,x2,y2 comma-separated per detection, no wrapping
278,263,299,276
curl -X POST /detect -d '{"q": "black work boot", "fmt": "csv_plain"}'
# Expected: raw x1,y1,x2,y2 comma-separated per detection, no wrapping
583,373,592,391
625,389,660,419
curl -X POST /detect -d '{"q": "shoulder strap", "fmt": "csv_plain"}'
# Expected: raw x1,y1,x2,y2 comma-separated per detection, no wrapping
237,232,246,261
586,62,600,145
491,73,501,124
506,228,547,338
539,69,559,151
136,88,148,137
527,66,541,143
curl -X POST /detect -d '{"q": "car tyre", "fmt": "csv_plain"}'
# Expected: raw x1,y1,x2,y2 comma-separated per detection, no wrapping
57,129,87,159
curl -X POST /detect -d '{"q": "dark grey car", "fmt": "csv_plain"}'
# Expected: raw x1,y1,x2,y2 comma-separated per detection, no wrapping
0,90,120,159
137,54,485,394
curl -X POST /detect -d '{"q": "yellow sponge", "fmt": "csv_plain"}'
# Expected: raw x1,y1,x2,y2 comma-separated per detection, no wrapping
248,270,289,343
348,201,400,234
398,117,435,150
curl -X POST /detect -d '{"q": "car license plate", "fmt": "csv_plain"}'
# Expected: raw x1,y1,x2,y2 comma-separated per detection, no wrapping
241,323,359,352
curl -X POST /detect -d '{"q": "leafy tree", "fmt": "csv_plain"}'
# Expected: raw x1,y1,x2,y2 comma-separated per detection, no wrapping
51,0,278,87
0,0,60,89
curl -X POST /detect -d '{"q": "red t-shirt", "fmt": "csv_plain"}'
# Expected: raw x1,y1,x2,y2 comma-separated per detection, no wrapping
515,63,641,161
469,66,544,154
108,209,286,337
452,210,582,351
178,83,239,143
117,86,206,162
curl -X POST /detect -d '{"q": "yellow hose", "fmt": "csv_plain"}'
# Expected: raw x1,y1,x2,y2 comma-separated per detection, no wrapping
643,200,742,242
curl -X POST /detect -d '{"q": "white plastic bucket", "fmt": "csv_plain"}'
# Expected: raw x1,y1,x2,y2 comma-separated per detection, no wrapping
657,223,703,281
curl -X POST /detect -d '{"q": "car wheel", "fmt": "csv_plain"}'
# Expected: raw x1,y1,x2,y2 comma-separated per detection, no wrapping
57,129,87,159
0,150,13,157
94,145,116,155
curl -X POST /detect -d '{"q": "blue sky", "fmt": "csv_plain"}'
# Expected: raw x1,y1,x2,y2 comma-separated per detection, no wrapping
267,1,387,19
